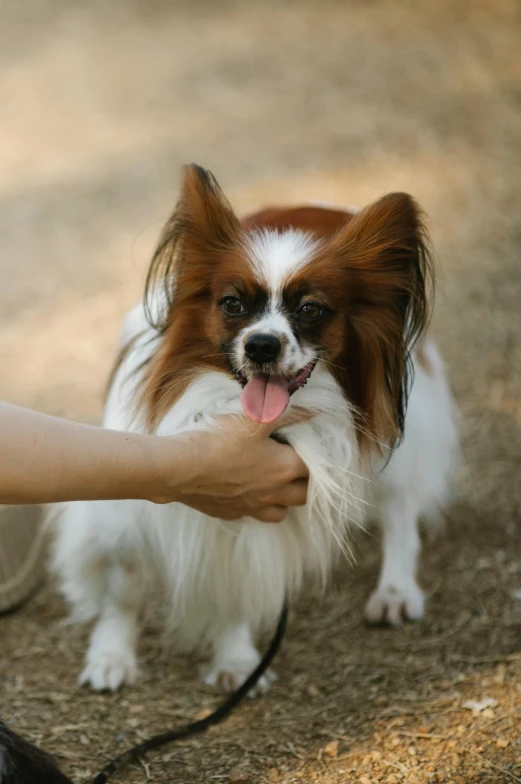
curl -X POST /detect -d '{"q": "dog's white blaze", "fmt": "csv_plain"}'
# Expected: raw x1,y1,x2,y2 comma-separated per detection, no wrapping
238,229,321,375
243,228,320,295
241,308,290,339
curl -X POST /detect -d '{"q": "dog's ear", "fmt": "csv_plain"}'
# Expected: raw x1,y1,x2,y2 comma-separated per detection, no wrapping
145,164,241,330
330,193,434,451
175,164,242,255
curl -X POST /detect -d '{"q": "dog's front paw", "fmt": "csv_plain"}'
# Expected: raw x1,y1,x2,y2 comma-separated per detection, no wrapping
79,648,139,691
364,580,425,627
202,653,276,696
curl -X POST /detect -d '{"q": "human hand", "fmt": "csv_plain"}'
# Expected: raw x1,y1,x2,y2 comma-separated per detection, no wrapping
150,416,309,522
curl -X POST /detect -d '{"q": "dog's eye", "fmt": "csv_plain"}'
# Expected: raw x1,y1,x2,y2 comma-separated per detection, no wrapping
296,302,324,321
221,296,247,316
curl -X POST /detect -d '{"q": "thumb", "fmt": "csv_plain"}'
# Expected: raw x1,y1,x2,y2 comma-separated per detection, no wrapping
215,415,279,439
215,412,312,439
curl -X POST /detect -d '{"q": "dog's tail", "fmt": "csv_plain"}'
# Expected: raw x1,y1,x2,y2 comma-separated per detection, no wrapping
0,722,72,784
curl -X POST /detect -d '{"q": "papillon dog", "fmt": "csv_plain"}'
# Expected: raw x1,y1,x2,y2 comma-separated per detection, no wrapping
53,164,458,693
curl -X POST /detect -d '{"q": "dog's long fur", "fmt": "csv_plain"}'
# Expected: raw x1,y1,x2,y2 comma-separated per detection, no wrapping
53,165,458,693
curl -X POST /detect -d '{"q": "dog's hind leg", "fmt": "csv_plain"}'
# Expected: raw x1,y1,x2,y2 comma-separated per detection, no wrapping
80,559,144,691
364,494,425,627
203,622,276,696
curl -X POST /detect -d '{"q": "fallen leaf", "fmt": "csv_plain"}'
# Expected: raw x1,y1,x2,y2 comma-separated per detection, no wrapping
462,697,498,712
46,692,67,704
324,740,339,758
229,768,249,783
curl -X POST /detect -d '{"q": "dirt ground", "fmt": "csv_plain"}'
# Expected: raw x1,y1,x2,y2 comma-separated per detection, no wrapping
1,1,521,782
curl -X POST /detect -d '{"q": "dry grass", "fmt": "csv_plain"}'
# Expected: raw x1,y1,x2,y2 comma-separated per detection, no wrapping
1,0,521,781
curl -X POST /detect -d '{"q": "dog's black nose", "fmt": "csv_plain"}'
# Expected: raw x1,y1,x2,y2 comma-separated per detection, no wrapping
244,334,282,365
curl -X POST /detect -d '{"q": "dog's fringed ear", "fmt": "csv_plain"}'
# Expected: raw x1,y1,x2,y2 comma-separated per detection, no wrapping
331,192,434,451
145,164,241,331
177,164,242,253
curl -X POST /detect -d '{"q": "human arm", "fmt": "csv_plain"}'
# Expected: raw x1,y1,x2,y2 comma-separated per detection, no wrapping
0,403,308,521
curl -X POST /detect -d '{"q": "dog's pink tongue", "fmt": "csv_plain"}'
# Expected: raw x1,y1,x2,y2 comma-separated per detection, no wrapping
240,374,290,423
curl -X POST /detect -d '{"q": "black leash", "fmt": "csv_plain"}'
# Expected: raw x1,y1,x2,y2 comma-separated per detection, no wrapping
91,600,288,783
0,603,288,784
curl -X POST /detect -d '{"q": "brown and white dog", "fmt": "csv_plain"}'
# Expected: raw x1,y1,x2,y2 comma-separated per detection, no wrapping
53,165,458,693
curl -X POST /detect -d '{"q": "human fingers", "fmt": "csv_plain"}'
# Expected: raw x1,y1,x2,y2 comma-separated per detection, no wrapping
276,444,309,481
214,412,312,439
265,478,308,508
213,415,279,438
251,505,288,523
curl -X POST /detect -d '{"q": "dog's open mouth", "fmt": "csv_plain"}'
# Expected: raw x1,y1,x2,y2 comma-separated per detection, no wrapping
236,361,316,424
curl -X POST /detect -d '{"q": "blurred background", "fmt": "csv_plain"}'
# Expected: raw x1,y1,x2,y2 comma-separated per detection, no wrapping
1,0,519,428
1,1,521,781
